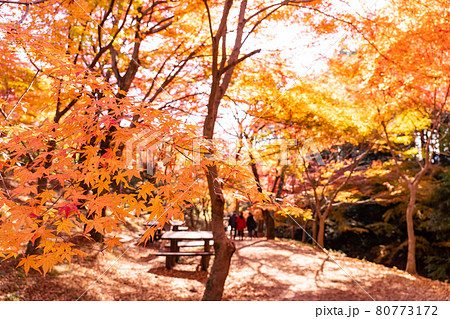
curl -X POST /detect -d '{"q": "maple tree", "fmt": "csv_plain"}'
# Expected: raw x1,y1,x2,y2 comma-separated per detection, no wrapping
0,0,207,276
193,0,336,300
345,0,448,275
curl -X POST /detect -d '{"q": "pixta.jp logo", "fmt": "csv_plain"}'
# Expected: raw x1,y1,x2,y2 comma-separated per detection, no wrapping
125,129,172,174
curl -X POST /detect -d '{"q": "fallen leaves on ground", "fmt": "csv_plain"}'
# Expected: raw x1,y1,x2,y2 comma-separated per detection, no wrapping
1,230,448,301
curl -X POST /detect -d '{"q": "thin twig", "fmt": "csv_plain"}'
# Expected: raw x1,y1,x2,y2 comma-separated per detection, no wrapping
5,70,39,121
0,172,12,199
14,2,30,26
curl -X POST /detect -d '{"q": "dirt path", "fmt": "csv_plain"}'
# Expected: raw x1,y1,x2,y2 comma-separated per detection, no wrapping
224,239,449,300
1,236,448,300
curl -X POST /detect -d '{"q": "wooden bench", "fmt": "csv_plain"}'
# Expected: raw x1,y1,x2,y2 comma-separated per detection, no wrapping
156,251,214,270
156,251,214,257
164,240,214,248
158,231,214,270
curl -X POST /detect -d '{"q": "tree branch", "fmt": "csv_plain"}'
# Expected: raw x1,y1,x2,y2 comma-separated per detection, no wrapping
89,0,134,69
219,49,261,76
143,15,173,35
13,1,30,26
0,0,48,4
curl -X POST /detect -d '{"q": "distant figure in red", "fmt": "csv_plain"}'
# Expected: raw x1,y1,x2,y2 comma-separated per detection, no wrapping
236,212,246,240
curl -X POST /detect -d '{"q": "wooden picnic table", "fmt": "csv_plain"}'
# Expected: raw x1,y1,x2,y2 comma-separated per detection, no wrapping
169,220,185,231
157,231,214,270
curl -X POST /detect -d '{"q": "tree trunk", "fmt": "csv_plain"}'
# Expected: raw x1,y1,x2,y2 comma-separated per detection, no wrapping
203,204,210,230
312,212,318,244
189,207,198,230
249,160,276,239
202,164,235,300
234,199,240,214
311,197,322,244
405,184,417,274
201,0,251,300
25,239,40,255
318,215,325,248
302,220,308,243
263,210,275,239
257,215,264,234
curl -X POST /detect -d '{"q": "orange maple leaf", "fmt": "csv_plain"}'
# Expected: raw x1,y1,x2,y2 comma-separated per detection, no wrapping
104,237,123,252
137,183,156,200
17,255,42,275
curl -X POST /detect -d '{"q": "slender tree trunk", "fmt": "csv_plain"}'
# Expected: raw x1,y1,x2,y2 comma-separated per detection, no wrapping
382,122,430,275
249,161,276,239
202,64,236,299
202,165,235,300
202,201,211,230
257,215,264,234
312,216,318,243
405,184,417,274
318,215,325,248
270,165,286,239
202,111,235,299
302,220,308,243
312,201,320,244
25,239,40,255
234,199,240,214
201,0,253,300
318,204,333,248
81,152,104,243
189,207,198,230
263,210,275,240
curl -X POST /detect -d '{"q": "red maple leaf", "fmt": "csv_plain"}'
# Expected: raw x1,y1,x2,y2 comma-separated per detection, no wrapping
58,203,79,219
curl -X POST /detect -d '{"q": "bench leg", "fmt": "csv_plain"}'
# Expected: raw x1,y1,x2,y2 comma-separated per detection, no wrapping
166,239,178,269
200,255,210,271
166,256,174,269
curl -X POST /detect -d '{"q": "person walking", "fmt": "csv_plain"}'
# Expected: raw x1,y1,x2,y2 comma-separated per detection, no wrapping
229,212,238,239
236,212,246,240
246,212,257,239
